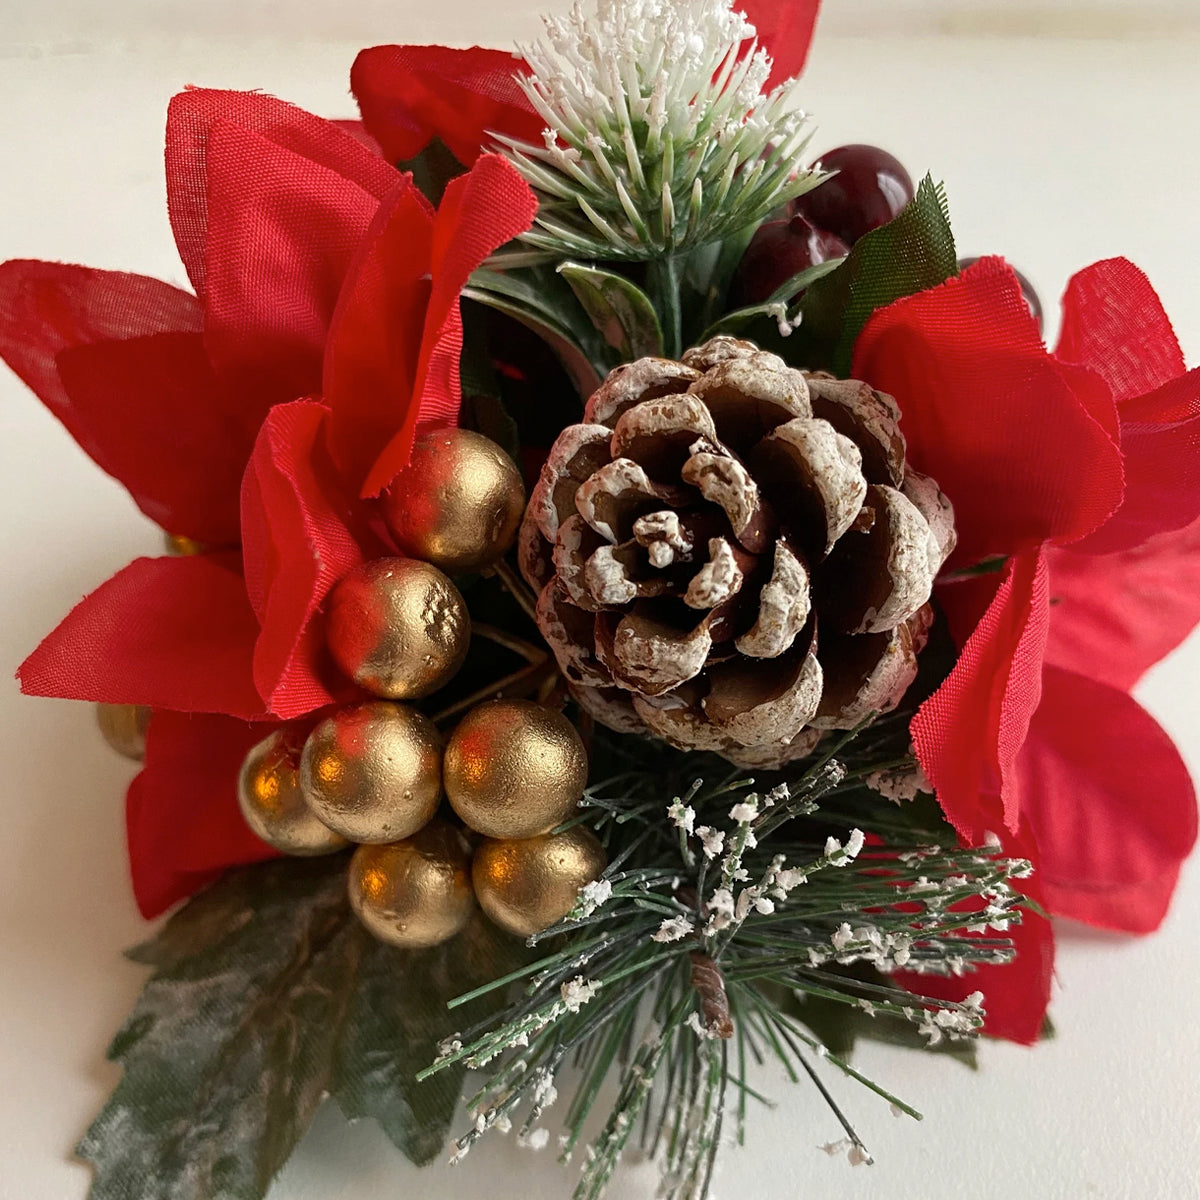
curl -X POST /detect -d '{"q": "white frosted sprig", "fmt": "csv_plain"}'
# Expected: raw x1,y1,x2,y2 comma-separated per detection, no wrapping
500,0,825,259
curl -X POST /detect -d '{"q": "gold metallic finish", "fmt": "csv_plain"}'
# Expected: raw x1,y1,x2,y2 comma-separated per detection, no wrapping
299,701,443,843
325,557,470,700
349,821,475,948
164,532,206,556
237,730,349,856
472,826,607,938
381,429,526,575
95,703,151,761
444,700,589,840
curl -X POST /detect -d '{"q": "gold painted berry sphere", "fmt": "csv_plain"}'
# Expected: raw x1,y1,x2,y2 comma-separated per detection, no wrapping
299,701,442,843
237,730,349,856
444,700,588,840
325,556,470,700
349,821,475,948
472,826,607,938
381,429,526,575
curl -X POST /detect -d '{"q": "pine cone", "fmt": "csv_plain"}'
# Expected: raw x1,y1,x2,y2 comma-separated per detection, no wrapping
519,336,955,769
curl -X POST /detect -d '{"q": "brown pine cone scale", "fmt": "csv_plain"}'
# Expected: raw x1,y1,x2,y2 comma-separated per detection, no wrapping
520,336,956,769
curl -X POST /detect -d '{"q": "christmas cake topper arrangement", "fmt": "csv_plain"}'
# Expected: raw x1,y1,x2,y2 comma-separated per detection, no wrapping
3,1,1198,1196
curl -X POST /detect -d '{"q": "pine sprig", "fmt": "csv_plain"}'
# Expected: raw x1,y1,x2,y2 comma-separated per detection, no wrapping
499,0,825,263
422,727,1034,1196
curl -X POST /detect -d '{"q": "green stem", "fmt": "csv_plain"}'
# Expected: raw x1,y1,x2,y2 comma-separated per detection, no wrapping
649,254,684,358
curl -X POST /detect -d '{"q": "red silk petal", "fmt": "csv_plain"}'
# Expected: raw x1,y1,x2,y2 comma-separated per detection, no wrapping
1072,368,1200,556
127,712,281,917
1056,258,1185,400
0,261,247,540
913,549,1050,843
361,155,537,496
202,120,386,411
331,119,383,156
1045,518,1200,691
323,178,434,491
1019,667,1198,932
739,0,822,85
166,88,398,298
53,333,245,544
853,258,1124,566
241,401,380,718
17,554,263,717
351,44,542,166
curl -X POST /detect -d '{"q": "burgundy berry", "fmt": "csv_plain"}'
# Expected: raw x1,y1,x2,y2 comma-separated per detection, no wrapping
958,256,1044,333
794,144,914,245
728,214,849,308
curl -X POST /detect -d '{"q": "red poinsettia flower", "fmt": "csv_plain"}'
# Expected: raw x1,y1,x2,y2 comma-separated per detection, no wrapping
351,0,822,167
854,256,1200,1041
1,88,535,916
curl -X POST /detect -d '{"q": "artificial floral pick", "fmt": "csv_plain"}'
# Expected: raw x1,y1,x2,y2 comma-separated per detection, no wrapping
2,0,1199,1198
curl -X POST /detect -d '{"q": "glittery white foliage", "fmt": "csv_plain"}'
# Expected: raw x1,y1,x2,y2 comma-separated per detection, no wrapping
500,0,824,258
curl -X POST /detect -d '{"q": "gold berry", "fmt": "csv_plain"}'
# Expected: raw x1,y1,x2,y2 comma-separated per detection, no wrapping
349,821,475,948
325,557,470,700
95,703,151,761
472,826,606,938
237,730,349,856
299,701,442,843
444,700,588,840
381,429,526,575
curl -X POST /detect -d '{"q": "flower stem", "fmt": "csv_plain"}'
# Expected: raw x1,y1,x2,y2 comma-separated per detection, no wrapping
650,254,684,358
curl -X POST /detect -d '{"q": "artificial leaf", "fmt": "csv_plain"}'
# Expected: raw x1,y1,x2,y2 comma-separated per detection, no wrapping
780,175,958,376
463,268,605,397
80,856,529,1200
699,257,845,341
558,262,664,360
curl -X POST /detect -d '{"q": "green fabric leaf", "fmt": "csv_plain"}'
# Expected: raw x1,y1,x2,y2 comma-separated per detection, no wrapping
768,175,957,376
558,262,664,360
80,857,528,1200
463,267,605,397
699,257,844,341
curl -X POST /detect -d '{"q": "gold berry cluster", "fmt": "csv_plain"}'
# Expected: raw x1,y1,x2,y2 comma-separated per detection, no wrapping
234,430,606,949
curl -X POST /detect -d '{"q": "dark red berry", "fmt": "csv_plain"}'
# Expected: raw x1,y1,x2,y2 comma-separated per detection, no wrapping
794,144,914,245
958,257,1044,333
728,214,849,308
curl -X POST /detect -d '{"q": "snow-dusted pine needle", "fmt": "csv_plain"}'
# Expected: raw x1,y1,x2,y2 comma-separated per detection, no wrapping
498,0,825,260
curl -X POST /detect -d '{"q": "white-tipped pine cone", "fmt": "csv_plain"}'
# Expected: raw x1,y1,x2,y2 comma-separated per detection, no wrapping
519,336,956,770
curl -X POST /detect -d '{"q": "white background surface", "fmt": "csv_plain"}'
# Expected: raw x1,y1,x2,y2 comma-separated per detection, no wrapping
2,5,1200,1200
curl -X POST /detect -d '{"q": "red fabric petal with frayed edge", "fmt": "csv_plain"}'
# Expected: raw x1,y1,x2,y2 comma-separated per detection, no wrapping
127,712,281,917
853,257,1124,567
912,549,1050,844
361,155,537,496
1056,257,1185,399
323,177,434,492
740,0,823,85
202,119,388,413
17,553,263,717
241,401,381,719
0,261,247,543
166,88,398,299
351,44,543,166
1072,367,1200,555
1019,667,1198,933
1045,518,1200,692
